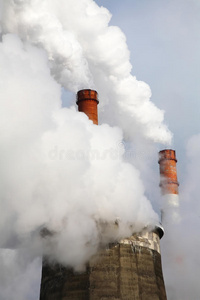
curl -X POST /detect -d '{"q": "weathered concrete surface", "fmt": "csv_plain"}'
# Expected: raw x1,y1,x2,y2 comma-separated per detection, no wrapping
40,233,167,300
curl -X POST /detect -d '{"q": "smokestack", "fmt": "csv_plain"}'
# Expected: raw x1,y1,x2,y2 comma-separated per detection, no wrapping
158,149,179,195
76,89,99,125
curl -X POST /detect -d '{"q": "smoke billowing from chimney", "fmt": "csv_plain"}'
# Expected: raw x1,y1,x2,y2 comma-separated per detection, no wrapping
0,0,174,299
0,32,161,297
1,0,172,144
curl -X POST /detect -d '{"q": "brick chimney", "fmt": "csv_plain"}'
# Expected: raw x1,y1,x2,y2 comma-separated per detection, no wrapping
76,89,99,125
158,149,179,195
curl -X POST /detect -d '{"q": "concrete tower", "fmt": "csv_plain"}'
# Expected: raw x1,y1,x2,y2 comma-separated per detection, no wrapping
39,90,167,300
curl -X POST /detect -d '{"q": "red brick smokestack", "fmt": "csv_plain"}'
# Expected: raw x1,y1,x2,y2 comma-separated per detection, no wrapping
76,89,99,125
158,149,179,195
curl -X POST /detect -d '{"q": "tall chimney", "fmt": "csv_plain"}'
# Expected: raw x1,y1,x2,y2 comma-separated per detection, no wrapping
76,89,99,125
158,149,179,195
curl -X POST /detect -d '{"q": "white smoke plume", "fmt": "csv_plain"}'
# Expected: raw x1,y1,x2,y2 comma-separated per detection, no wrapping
0,33,156,243
0,0,172,299
1,0,172,143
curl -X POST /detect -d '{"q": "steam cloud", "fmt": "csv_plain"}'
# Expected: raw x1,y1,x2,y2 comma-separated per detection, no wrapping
0,0,173,299
1,0,172,143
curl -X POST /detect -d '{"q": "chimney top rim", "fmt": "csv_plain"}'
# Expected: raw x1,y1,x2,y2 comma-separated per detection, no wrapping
158,149,177,163
76,89,99,104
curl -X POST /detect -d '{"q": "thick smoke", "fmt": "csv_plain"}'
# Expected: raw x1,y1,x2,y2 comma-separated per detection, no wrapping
0,33,157,247
1,0,172,143
0,0,172,299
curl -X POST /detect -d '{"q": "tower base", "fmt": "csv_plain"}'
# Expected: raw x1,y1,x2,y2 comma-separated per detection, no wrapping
40,231,167,300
